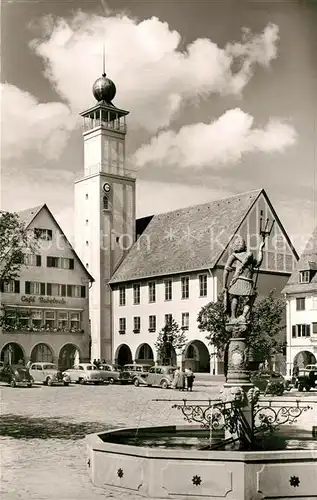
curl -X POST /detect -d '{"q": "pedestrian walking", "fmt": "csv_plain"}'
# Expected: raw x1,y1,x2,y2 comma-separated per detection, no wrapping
186,368,195,391
172,367,180,389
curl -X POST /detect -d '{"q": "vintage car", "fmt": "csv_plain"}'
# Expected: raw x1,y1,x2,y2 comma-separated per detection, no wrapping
29,362,71,386
63,363,104,384
0,364,33,388
98,363,131,384
133,365,176,389
295,365,317,392
123,364,152,384
250,370,289,396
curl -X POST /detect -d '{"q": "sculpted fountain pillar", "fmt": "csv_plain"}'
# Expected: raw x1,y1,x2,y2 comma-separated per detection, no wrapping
220,219,274,447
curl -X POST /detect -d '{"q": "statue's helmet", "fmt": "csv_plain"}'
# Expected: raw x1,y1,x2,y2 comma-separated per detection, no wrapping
231,235,246,252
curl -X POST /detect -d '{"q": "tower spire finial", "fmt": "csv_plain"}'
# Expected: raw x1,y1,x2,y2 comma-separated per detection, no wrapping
102,43,106,77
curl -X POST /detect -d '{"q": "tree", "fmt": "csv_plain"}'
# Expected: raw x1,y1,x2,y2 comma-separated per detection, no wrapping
197,291,285,371
0,211,37,283
154,319,188,365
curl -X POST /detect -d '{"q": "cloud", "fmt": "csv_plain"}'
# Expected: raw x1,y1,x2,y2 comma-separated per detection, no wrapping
31,13,280,132
1,84,76,160
1,13,282,162
132,108,297,169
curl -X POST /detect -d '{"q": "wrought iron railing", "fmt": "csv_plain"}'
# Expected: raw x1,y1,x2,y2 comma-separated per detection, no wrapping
153,397,316,450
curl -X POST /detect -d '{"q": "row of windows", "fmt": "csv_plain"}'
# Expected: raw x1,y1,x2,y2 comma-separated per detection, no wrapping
119,275,208,306
119,313,190,334
291,323,317,338
4,309,82,331
24,254,74,270
1,280,86,298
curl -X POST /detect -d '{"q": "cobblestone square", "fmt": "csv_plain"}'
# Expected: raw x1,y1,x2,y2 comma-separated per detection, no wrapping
1,382,221,500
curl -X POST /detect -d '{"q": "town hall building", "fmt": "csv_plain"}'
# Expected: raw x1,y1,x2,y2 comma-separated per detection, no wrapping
73,71,299,373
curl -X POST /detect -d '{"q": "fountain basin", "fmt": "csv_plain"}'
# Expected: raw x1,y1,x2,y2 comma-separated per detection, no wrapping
86,425,317,500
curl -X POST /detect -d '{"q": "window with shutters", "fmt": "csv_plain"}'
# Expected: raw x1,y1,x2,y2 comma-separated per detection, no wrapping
149,282,156,303
26,282,44,295
119,318,126,334
198,274,208,297
165,314,173,325
3,280,19,293
181,276,189,299
133,284,140,305
133,316,141,333
296,298,305,311
164,280,172,301
25,254,42,266
292,324,311,338
181,312,189,329
119,286,126,306
149,315,156,332
312,322,317,335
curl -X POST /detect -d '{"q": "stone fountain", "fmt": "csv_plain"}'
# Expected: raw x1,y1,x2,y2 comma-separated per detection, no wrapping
86,220,317,499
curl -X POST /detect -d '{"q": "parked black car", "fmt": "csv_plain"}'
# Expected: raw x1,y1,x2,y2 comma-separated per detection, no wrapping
250,370,289,396
295,365,317,392
0,364,33,387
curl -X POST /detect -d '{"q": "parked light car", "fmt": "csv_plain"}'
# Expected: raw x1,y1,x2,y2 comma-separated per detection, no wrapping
250,371,289,396
133,365,176,389
29,362,71,386
99,364,131,384
63,363,104,385
123,364,152,384
0,364,33,388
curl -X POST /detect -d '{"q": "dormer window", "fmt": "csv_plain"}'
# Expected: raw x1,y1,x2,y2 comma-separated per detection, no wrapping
299,271,310,283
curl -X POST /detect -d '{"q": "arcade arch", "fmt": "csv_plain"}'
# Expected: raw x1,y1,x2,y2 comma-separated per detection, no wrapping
1,342,25,364
183,340,210,373
59,344,81,370
135,343,154,365
115,344,133,366
30,343,54,363
293,350,316,370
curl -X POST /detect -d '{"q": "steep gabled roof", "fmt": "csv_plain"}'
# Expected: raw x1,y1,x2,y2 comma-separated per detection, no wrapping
17,204,94,283
17,205,44,227
109,189,263,284
283,226,317,294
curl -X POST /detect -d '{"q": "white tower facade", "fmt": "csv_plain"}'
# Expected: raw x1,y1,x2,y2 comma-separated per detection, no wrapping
74,73,136,361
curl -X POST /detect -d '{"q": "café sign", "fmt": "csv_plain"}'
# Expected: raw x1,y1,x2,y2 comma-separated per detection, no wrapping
21,296,66,305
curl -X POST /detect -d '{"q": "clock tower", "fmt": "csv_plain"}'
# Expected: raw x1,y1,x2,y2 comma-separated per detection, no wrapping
74,72,135,361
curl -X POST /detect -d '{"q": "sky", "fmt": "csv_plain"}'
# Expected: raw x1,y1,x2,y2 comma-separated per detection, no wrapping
1,0,317,254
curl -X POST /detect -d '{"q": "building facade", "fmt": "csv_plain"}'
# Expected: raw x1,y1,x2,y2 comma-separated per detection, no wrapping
283,227,317,376
0,205,92,369
110,189,299,373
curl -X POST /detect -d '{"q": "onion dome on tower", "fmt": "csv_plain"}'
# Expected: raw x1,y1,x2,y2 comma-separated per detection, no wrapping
92,73,116,105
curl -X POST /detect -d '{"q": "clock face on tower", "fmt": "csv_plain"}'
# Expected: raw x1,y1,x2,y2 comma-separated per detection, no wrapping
103,183,111,193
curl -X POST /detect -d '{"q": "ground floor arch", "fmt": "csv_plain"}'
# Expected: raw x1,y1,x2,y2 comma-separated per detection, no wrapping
293,350,316,372
135,343,155,365
183,340,210,372
30,343,54,363
1,342,25,364
115,344,133,367
58,344,80,370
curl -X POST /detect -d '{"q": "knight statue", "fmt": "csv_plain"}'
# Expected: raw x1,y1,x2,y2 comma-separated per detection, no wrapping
223,235,265,322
